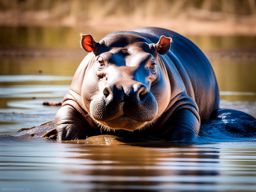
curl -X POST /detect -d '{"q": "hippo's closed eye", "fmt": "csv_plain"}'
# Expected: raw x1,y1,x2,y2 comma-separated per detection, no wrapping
97,56,104,65
96,56,106,69
148,60,157,75
145,59,158,83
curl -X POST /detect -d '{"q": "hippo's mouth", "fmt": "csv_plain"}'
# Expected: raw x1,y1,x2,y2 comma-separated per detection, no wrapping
95,115,149,131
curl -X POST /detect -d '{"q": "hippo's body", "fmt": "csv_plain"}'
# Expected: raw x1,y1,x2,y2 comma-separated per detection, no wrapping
16,27,256,143
53,27,219,142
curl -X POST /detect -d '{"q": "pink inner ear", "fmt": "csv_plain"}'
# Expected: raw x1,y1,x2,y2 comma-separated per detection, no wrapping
81,34,95,52
159,36,172,48
155,35,172,54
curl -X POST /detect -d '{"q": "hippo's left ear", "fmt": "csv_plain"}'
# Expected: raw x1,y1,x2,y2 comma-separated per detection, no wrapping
154,35,172,55
80,34,98,53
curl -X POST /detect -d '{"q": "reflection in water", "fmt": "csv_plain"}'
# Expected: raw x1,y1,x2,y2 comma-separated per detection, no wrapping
1,140,256,191
60,144,220,191
0,26,256,191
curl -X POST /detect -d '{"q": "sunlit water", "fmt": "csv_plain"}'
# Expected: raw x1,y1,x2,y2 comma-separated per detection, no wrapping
0,27,256,191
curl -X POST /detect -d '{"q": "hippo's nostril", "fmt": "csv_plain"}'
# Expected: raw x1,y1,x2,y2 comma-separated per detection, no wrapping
138,87,148,102
103,87,111,98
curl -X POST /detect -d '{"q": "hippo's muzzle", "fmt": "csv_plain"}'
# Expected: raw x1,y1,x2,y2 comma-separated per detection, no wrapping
89,83,158,131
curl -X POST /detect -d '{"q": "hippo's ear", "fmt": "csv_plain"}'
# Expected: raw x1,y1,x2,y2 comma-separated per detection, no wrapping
154,35,172,55
80,34,97,52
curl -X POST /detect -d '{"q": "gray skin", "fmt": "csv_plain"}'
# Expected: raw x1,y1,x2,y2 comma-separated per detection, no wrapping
54,27,219,142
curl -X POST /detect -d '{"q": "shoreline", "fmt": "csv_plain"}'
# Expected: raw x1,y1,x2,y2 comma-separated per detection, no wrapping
0,11,256,36
0,47,255,59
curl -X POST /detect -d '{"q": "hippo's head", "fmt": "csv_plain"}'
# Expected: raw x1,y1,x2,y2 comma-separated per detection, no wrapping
79,32,172,131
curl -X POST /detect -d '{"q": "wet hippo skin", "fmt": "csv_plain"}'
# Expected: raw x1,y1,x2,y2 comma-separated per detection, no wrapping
54,27,220,142
17,27,256,142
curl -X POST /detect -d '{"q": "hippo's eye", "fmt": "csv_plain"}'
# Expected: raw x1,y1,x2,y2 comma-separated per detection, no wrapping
148,62,157,75
97,56,104,65
96,56,105,70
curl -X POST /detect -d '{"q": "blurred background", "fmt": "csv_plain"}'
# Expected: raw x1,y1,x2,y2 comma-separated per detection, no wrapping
0,0,256,133
0,0,256,34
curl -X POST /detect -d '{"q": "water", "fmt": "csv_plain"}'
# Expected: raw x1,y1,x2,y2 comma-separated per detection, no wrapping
0,26,256,191
1,140,256,192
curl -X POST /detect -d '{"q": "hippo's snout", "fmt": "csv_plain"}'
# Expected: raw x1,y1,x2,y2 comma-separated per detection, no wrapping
102,83,148,104
89,83,158,131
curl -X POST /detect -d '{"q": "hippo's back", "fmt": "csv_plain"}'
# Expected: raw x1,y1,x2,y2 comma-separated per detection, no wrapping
134,27,220,121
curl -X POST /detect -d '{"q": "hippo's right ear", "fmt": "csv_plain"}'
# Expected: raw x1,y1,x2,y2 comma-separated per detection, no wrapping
80,34,98,53
154,35,172,55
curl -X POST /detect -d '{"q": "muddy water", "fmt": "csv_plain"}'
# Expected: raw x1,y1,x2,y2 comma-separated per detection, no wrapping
0,26,256,191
